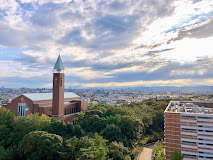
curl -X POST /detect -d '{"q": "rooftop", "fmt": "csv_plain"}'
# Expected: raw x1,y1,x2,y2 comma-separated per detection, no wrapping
165,101,213,115
23,92,79,101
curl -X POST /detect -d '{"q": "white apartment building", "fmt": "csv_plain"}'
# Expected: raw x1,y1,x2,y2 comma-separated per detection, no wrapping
165,101,213,160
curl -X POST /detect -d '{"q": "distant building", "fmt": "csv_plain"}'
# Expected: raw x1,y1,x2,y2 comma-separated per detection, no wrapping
100,100,107,105
116,99,127,105
91,100,99,105
165,101,213,160
3,55,87,122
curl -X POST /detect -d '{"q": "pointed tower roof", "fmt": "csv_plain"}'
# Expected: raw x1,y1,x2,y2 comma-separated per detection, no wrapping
54,55,64,70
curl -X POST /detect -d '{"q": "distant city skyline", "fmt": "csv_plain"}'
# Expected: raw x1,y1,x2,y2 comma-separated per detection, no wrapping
0,0,213,88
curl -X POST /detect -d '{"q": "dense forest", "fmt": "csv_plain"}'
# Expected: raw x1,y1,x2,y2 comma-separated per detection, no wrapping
0,99,171,160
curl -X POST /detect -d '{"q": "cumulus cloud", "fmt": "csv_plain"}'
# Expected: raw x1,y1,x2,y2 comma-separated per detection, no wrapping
20,0,72,5
0,0,212,88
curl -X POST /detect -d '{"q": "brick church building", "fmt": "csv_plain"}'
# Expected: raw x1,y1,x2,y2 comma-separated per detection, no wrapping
3,55,88,122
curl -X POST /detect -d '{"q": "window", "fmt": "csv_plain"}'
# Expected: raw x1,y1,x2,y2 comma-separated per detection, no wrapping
72,108,74,113
198,117,213,119
183,154,196,158
60,77,63,86
182,141,196,144
65,109,66,115
182,128,196,131
18,103,26,117
182,116,196,118
54,77,58,87
70,108,71,114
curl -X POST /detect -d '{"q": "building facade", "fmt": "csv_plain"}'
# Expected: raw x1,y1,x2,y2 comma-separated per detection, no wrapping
3,55,87,122
165,101,213,160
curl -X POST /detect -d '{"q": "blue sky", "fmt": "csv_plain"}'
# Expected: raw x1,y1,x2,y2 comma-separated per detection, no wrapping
0,0,213,88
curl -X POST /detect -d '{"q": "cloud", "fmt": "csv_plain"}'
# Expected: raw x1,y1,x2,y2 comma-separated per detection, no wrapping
175,19,213,40
159,36,213,62
19,0,72,5
0,0,212,88
74,78,213,88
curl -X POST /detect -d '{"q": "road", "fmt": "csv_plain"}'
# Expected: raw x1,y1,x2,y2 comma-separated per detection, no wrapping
138,144,154,160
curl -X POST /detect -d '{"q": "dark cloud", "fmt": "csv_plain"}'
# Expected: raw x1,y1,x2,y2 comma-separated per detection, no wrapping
15,53,39,64
144,48,174,56
59,28,85,45
176,19,213,40
95,15,139,34
0,22,28,48
135,43,164,50
15,52,55,69
29,0,176,50
77,58,213,84
0,76,51,88
31,4,61,27
0,0,177,51
192,0,203,3
59,14,141,50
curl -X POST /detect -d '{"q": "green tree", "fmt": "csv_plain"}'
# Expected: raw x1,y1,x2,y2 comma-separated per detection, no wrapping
9,113,52,147
75,110,107,133
108,141,131,160
0,146,6,160
0,108,15,148
118,115,144,147
65,123,85,139
0,145,17,160
101,124,122,142
79,134,108,160
152,141,165,160
18,131,63,160
63,134,108,160
61,136,79,160
171,151,184,160
45,118,67,137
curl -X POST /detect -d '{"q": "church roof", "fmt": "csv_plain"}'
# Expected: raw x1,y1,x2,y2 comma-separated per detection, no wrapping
54,55,64,70
23,92,79,101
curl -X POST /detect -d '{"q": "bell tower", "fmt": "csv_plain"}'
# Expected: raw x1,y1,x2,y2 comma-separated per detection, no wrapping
52,55,64,119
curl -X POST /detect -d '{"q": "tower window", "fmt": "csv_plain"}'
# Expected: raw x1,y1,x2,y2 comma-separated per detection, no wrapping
60,77,63,86
64,109,66,115
54,77,58,87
